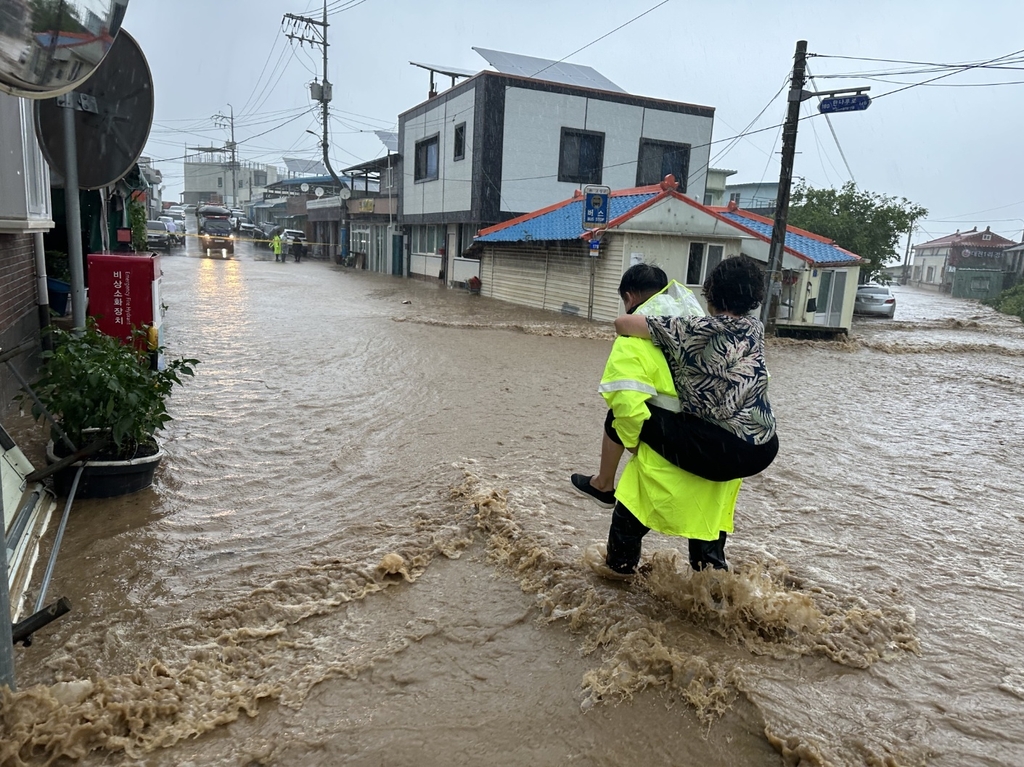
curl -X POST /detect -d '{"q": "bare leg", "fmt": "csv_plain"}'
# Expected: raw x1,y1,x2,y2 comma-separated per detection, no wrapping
592,432,624,492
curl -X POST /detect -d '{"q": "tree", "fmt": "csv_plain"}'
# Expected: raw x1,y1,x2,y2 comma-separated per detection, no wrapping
786,182,927,283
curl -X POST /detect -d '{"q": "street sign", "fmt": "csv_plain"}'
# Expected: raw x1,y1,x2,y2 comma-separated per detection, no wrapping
582,185,611,227
819,94,871,114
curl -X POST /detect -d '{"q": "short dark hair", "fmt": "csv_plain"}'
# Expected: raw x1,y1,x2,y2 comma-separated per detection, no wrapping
618,263,668,300
702,256,765,315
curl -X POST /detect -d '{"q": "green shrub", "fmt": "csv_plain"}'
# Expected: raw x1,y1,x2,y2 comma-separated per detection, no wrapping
984,283,1024,322
21,322,199,457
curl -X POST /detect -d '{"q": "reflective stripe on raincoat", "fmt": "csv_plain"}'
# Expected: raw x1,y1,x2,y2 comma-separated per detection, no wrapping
599,281,742,541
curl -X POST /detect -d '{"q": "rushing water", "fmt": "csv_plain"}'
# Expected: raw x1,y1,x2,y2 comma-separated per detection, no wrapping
3,240,1024,767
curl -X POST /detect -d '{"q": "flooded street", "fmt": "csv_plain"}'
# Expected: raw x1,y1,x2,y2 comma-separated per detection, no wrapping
4,242,1024,767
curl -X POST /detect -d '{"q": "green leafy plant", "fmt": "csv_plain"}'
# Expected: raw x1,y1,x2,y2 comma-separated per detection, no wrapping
984,282,1024,323
45,250,71,282
129,198,148,252
21,322,199,458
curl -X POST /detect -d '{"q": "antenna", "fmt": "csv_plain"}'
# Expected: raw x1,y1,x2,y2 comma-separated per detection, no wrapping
33,29,154,189
0,0,131,99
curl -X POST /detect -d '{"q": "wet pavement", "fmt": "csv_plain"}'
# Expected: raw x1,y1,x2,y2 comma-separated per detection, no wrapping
3,244,1024,766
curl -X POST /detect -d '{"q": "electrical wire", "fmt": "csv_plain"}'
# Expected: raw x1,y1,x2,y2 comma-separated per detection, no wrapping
805,63,855,183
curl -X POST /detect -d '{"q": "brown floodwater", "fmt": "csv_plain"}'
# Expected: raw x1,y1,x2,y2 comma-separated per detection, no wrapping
3,239,1024,766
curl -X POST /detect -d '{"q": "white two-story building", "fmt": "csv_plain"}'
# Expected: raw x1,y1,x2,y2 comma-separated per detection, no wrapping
398,49,715,286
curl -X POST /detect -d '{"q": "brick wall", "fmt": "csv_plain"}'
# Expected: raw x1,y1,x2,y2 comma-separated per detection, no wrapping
0,232,42,418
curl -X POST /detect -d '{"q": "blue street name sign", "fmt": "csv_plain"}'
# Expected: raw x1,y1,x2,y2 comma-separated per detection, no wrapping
819,94,871,114
582,185,611,227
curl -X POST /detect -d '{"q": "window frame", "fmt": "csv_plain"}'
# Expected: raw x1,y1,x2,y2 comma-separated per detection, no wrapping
414,133,440,183
636,138,690,190
557,127,605,185
685,243,726,286
453,122,466,162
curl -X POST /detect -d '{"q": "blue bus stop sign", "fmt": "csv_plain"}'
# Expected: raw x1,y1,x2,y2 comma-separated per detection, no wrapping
582,185,610,227
819,94,871,114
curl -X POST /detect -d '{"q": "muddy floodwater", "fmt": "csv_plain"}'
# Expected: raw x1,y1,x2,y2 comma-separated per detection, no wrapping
4,240,1024,766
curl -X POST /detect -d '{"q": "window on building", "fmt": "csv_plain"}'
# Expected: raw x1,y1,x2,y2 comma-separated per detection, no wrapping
453,123,466,161
636,139,690,189
414,135,439,182
558,128,604,185
703,193,713,206
926,266,935,282
412,224,441,254
705,245,724,277
982,233,992,241
253,170,267,187
729,192,741,204
217,177,223,188
686,243,705,285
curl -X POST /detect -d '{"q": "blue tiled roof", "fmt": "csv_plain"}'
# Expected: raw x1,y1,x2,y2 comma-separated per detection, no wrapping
476,193,659,242
720,211,861,265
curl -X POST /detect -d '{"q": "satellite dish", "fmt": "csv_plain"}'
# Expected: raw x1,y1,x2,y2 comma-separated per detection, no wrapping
314,187,324,198
339,187,351,200
300,182,310,193
33,29,153,189
0,0,130,99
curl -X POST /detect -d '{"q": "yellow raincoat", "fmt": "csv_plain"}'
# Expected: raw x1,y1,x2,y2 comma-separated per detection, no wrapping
600,283,742,540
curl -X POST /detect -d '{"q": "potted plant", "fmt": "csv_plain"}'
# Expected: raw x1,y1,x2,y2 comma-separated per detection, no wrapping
20,322,199,498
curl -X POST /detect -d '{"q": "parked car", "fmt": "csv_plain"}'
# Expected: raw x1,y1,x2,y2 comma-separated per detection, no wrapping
146,220,171,252
238,221,258,238
854,284,896,318
282,229,308,262
157,216,185,247
183,204,197,216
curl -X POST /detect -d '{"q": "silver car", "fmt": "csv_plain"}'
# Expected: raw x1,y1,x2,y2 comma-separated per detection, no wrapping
854,284,896,318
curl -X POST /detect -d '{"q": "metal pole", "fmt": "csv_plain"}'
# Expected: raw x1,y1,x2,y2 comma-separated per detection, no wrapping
229,104,237,208
34,466,83,613
320,0,348,260
33,232,52,351
0,462,17,690
63,101,87,331
761,40,808,333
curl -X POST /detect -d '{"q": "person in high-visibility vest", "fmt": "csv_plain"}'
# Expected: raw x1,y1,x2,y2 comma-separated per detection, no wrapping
271,233,283,262
575,263,756,578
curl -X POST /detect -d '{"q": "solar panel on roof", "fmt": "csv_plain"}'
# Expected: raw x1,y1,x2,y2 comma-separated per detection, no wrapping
472,47,625,93
409,61,478,79
375,130,399,154
283,157,328,176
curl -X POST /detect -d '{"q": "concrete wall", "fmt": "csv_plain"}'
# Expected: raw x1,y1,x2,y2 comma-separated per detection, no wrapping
401,87,477,217
500,87,712,213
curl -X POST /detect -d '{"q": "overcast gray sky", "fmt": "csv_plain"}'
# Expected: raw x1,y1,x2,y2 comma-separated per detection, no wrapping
128,0,1024,244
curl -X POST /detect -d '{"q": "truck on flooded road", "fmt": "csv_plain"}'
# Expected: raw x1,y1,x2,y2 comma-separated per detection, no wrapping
197,205,235,258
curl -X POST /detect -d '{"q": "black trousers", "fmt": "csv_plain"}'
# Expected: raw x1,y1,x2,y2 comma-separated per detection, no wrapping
606,502,729,574
605,407,778,482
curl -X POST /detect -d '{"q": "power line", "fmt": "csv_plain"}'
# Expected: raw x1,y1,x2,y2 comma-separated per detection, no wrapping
805,63,855,183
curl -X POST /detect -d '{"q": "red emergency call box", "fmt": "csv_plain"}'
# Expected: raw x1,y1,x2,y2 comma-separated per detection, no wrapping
87,253,163,344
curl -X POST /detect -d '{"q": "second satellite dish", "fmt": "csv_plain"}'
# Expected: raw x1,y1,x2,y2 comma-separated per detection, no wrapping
0,0,129,99
34,28,153,189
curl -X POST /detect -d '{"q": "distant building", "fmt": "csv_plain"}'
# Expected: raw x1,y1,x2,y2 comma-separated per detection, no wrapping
723,180,779,215
911,227,1016,298
704,168,736,207
137,156,162,220
182,150,279,207
398,47,716,287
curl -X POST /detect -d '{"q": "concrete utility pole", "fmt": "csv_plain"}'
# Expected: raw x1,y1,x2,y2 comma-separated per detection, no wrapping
284,0,348,260
214,105,238,206
283,1,343,190
761,40,808,332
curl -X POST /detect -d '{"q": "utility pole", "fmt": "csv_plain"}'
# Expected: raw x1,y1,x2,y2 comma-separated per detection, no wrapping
901,220,916,285
284,0,348,261
213,105,237,207
761,40,808,332
283,2,343,189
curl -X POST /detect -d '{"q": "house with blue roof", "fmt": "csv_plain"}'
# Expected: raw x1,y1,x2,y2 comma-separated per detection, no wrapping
474,176,863,333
